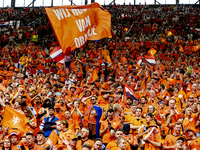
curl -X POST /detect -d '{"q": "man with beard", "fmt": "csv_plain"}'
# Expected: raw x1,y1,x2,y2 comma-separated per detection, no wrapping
124,104,137,124
65,110,80,135
40,107,60,137
92,138,103,150
123,97,133,115
83,96,102,139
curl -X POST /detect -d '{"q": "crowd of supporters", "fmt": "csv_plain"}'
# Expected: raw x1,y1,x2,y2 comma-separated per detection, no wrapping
0,3,199,150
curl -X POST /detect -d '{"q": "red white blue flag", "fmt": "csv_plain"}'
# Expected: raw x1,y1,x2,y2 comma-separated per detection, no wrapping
124,83,138,101
137,56,142,66
145,56,155,66
50,46,71,67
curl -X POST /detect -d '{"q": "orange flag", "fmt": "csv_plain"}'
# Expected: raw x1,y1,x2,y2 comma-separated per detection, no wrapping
45,131,60,146
179,46,184,52
148,48,157,56
167,31,172,36
193,44,200,52
88,69,98,83
2,106,28,134
45,3,112,53
161,38,168,44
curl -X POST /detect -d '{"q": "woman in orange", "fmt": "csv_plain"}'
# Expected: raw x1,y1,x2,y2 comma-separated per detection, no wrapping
71,100,84,127
24,107,37,134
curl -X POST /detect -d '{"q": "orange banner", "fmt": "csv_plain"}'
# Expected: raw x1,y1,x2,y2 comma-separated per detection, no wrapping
193,44,200,52
45,3,112,53
148,48,157,56
2,106,28,134
88,69,98,83
45,131,60,146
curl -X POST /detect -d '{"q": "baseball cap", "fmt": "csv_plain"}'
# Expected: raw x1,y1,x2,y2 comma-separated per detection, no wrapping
54,103,61,108
176,137,185,142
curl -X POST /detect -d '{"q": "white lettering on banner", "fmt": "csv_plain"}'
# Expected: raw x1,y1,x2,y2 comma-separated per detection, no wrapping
72,9,87,16
75,38,80,47
74,26,97,48
53,8,87,20
53,9,66,20
75,15,91,32
65,9,71,17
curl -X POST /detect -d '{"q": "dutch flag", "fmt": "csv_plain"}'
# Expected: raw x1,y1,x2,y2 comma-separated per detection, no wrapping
145,56,155,66
137,56,142,66
124,83,138,101
50,46,71,68
0,21,9,27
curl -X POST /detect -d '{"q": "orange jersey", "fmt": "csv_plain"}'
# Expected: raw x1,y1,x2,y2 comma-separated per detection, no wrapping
100,118,122,144
143,128,161,150
54,111,66,121
77,139,94,148
123,134,138,146
67,119,80,132
58,129,75,144
163,134,186,150
105,140,131,150
187,137,200,150
11,141,25,150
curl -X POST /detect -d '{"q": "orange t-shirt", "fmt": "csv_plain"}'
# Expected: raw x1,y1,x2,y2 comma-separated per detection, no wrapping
163,134,186,150
11,141,25,150
67,119,80,132
106,140,131,150
143,128,161,150
187,137,200,150
58,129,75,144
54,111,66,121
123,134,138,146
100,118,122,144
77,139,94,148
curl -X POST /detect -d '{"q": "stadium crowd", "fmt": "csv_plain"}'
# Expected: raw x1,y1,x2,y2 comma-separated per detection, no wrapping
0,3,200,150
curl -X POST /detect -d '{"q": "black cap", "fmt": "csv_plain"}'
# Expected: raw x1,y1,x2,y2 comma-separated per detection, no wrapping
176,137,185,142
123,124,130,131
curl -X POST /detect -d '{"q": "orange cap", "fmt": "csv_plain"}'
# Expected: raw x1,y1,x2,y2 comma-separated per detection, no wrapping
83,84,89,88
14,68,19,72
70,85,76,89
109,94,115,98
176,114,184,121
54,103,61,108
